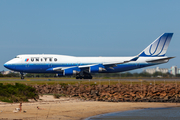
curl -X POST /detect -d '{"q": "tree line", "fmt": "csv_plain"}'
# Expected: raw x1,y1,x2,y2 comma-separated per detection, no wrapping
0,71,178,78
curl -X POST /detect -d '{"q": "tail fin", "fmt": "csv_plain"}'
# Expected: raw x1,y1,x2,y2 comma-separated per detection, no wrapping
138,33,173,57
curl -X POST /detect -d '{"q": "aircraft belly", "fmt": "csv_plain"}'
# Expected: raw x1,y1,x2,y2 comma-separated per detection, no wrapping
104,63,160,73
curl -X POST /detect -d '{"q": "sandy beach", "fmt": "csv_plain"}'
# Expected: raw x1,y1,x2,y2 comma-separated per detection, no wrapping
0,95,179,120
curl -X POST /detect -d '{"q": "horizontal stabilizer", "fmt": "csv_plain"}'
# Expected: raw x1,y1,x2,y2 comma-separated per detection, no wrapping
146,57,175,63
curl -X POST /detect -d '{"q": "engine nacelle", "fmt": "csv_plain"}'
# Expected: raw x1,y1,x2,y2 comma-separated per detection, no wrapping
89,66,105,73
63,69,79,76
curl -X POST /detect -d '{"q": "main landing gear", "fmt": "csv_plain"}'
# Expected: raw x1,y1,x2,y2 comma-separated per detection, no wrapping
76,70,93,79
76,75,92,79
20,72,24,79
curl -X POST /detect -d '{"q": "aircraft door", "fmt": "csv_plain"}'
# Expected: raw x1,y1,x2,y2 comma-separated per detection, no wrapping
48,57,52,67
77,61,81,66
136,63,139,68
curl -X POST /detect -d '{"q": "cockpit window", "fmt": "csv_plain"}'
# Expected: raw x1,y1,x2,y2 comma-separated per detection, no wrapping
15,56,20,58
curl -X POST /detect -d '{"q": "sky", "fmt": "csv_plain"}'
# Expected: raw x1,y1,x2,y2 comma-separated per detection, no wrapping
0,0,180,72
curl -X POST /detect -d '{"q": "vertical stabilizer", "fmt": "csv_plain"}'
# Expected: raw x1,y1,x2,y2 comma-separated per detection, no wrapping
138,33,173,57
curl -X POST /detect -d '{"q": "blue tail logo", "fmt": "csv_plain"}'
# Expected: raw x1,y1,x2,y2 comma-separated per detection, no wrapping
139,33,173,57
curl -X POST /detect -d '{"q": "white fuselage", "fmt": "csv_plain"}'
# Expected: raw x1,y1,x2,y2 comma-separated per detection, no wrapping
4,54,167,74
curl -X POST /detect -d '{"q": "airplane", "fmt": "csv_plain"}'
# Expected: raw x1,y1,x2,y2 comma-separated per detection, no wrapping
4,33,174,79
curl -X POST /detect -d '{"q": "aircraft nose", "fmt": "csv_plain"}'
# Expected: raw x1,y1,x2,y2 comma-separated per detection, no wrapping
4,58,22,70
4,63,9,69
4,60,13,69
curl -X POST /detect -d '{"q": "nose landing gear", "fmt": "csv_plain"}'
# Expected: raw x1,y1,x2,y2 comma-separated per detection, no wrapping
20,72,24,79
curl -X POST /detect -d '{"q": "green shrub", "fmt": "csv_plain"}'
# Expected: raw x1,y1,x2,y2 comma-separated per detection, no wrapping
0,83,39,103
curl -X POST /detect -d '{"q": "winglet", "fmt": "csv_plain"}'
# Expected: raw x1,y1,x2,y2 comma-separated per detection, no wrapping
138,33,173,57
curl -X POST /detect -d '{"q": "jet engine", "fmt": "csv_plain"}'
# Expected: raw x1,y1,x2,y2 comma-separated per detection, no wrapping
89,66,106,73
63,69,79,76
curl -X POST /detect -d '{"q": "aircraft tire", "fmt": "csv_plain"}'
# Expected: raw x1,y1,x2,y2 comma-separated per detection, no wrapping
83,76,92,79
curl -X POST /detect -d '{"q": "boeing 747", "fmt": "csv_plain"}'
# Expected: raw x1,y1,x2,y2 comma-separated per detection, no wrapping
4,33,174,79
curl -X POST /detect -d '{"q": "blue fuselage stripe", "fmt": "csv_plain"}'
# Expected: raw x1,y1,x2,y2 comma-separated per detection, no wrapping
4,63,159,73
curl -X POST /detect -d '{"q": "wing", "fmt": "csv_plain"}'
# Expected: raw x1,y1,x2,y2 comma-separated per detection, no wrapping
46,56,139,73
102,56,139,68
